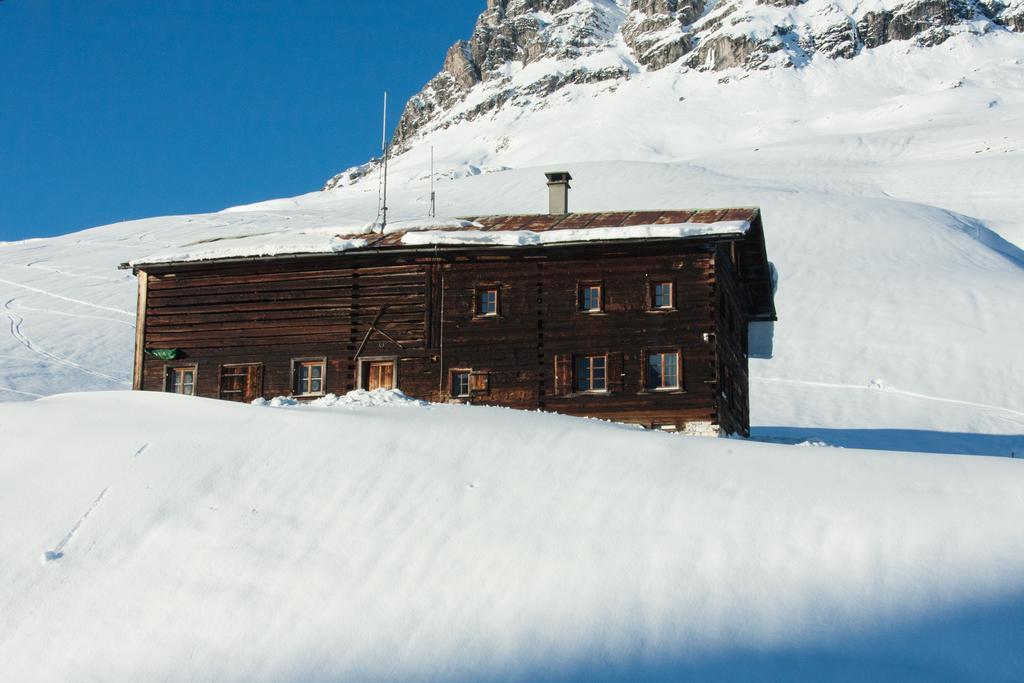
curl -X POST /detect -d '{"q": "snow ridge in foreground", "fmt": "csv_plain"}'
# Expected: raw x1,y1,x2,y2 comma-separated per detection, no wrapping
1,391,1022,681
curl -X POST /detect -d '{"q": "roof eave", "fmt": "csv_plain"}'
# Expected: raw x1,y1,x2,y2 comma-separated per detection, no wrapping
123,232,748,273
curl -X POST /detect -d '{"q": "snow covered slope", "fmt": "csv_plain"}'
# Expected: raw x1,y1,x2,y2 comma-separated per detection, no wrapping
0,32,1021,456
1,391,1023,681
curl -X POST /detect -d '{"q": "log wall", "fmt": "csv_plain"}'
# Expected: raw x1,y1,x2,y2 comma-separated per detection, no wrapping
139,241,752,433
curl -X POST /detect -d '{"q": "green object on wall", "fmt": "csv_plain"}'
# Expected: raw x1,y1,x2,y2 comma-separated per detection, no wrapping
145,348,180,360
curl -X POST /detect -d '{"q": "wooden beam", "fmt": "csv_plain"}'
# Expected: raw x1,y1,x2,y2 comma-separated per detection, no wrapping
132,270,149,390
353,305,388,359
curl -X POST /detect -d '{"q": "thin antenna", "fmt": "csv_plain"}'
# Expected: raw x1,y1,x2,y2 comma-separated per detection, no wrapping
381,91,390,231
430,147,436,218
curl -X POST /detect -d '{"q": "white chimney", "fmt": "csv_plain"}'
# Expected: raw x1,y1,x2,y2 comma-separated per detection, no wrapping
545,171,572,215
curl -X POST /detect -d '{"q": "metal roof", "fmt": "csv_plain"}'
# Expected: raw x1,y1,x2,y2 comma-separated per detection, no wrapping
357,208,761,247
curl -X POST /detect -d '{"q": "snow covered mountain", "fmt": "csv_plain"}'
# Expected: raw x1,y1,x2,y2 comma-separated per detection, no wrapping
322,0,1024,167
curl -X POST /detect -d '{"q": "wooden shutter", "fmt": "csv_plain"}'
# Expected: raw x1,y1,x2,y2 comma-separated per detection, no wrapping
244,364,264,402
220,365,246,401
606,352,624,393
469,371,489,394
553,355,572,396
220,364,263,402
368,361,395,391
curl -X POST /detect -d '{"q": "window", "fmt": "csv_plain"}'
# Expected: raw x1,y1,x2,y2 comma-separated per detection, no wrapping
294,359,325,396
477,288,499,316
647,351,680,390
449,369,487,397
165,366,196,395
579,284,602,312
451,370,470,397
575,355,607,392
652,281,674,309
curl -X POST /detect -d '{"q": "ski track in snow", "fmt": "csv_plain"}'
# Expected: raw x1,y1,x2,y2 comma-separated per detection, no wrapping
5,260,127,284
4,299,129,386
754,376,1024,422
0,277,133,317
11,303,136,328
42,487,109,563
0,385,43,398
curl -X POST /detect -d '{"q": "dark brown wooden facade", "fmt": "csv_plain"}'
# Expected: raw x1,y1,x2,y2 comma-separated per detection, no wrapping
130,208,775,436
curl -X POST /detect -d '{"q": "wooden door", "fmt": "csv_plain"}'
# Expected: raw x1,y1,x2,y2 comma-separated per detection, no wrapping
220,364,263,402
366,361,395,391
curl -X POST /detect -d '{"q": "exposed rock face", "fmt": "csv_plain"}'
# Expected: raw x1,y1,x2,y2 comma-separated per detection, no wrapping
367,0,642,164
323,0,1023,188
622,0,698,69
814,18,860,60
990,0,1024,28
688,33,764,70
443,42,481,90
858,0,980,48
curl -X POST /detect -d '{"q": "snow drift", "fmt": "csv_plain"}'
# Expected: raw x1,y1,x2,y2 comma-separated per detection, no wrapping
1,391,1023,681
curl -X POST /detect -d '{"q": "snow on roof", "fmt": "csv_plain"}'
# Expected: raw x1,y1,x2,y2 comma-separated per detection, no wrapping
127,218,481,267
381,218,483,234
400,221,750,247
129,210,757,267
129,231,371,267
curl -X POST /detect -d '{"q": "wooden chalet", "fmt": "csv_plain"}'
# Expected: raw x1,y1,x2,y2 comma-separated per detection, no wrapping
126,173,776,436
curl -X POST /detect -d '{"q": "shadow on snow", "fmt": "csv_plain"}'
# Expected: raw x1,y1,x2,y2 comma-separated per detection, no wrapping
285,587,1024,682
750,426,1024,458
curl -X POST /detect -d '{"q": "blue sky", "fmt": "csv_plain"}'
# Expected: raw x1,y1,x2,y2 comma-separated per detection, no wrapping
0,1,481,240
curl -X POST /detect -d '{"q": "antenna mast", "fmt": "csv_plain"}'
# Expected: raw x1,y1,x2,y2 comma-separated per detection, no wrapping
380,91,390,231
430,147,436,218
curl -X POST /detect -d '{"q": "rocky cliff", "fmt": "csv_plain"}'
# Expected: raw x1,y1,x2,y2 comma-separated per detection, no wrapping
325,0,1022,189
